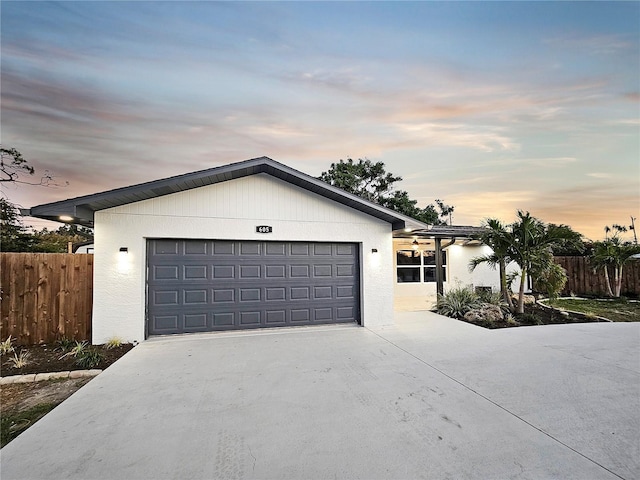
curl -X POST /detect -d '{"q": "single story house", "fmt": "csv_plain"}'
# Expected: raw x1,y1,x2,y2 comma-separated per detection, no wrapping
24,157,501,344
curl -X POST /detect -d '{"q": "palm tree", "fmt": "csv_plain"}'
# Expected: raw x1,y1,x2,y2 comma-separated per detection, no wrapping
508,211,582,314
590,235,640,297
469,219,515,311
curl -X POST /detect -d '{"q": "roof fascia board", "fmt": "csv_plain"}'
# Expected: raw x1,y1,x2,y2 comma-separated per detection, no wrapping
25,157,429,230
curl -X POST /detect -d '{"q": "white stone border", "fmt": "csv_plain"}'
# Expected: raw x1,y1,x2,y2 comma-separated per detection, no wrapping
0,370,102,385
537,297,612,322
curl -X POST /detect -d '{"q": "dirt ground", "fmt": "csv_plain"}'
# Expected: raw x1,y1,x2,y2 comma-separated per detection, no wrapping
2,377,92,411
1,343,133,447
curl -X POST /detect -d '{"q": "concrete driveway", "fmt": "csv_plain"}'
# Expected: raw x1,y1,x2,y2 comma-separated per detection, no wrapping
2,312,639,480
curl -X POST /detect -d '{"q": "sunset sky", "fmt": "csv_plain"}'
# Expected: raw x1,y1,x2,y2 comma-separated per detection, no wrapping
2,1,638,241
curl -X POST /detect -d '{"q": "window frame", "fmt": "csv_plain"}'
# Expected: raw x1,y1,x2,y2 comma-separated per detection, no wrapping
396,248,447,284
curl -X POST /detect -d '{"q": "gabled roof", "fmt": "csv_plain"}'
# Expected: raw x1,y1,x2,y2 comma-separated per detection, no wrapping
23,156,429,231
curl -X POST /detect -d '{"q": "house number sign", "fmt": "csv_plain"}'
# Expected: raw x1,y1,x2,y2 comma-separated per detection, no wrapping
256,225,273,233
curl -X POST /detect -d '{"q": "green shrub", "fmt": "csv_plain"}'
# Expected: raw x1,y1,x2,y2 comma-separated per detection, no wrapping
75,348,104,369
533,262,567,300
54,337,76,354
59,341,88,360
518,313,542,325
436,286,481,319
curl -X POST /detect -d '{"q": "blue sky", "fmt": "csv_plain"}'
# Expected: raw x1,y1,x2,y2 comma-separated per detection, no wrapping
2,1,638,240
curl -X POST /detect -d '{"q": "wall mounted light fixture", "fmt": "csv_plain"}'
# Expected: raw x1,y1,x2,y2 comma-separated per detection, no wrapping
119,247,128,253
371,248,378,253
411,239,419,249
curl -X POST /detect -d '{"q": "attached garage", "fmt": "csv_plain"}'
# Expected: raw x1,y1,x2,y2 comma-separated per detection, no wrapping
24,157,428,343
147,239,360,334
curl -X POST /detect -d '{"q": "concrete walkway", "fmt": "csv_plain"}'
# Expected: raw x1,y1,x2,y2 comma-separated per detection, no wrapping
1,312,638,479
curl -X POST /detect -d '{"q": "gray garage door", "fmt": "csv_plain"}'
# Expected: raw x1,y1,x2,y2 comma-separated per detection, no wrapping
147,239,360,335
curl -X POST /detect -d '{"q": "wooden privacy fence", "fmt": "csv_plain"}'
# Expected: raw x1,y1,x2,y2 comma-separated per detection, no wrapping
1,253,93,345
554,256,640,297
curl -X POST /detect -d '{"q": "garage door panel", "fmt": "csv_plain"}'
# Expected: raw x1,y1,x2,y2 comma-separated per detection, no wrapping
290,309,310,323
213,266,234,279
266,287,286,301
184,314,207,329
153,265,180,281
213,289,235,303
290,244,309,255
185,241,208,255
154,240,180,255
290,265,310,277
314,308,333,320
213,241,235,255
239,265,261,278
266,310,286,324
154,291,179,306
291,286,310,300
240,311,261,325
265,265,286,278
240,242,261,255
213,312,234,326
239,288,261,302
147,240,359,335
336,244,355,255
184,265,207,279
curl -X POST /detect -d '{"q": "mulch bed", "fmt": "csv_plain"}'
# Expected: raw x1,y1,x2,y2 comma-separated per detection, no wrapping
461,302,604,329
1,343,134,377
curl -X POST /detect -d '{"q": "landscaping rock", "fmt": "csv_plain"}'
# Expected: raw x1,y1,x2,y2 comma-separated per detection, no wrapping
464,303,505,326
13,374,36,384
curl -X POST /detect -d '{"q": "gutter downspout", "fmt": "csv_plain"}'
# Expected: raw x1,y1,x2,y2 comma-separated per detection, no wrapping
435,238,456,296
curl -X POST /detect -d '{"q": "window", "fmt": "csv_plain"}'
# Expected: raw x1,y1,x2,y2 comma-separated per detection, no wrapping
396,250,421,283
422,251,446,283
396,249,446,283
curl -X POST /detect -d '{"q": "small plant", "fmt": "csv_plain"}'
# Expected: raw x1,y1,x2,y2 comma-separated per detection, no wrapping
104,337,124,350
436,286,481,319
59,341,88,360
54,337,76,353
0,336,15,355
75,348,104,369
6,350,31,369
504,313,519,326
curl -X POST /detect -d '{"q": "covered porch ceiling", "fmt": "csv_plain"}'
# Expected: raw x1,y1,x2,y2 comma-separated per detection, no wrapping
393,225,486,247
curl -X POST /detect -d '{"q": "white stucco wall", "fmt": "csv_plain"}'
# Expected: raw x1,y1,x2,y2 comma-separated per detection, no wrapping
92,173,393,344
